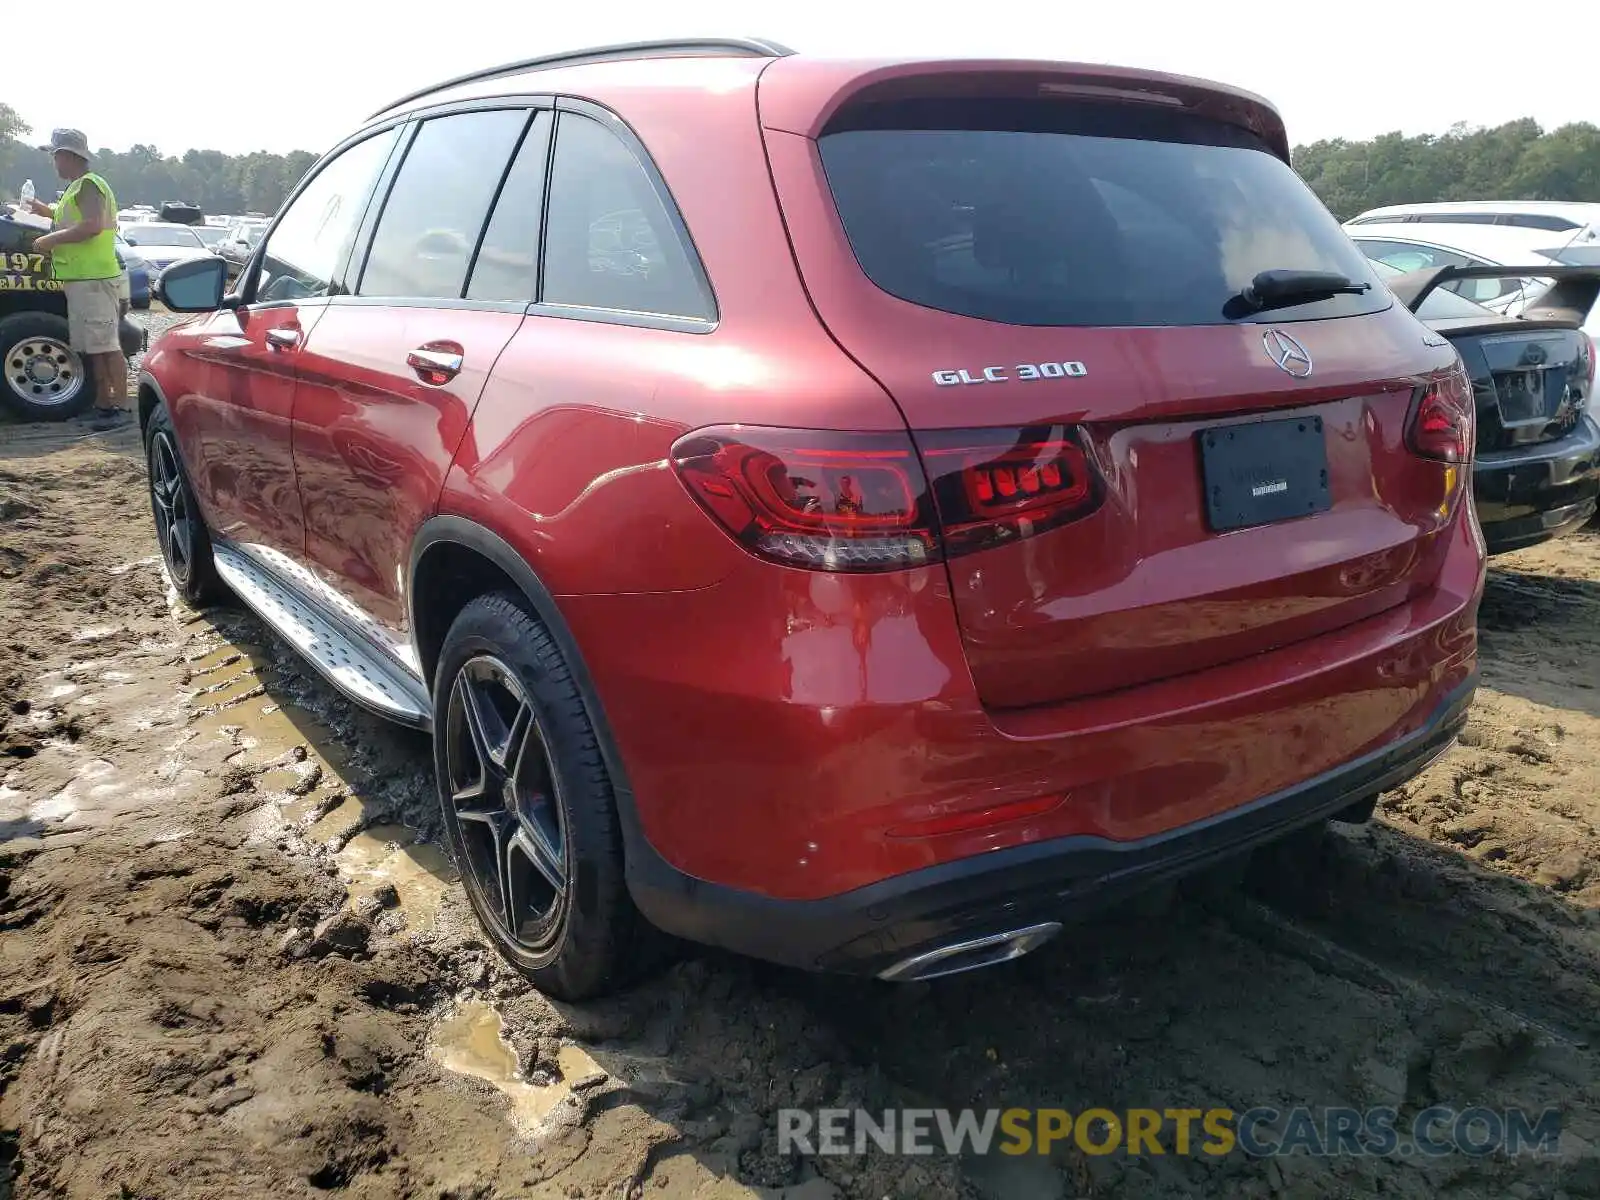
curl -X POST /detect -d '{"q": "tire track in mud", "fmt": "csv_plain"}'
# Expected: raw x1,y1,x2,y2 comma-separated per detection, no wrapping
5,391,1600,1198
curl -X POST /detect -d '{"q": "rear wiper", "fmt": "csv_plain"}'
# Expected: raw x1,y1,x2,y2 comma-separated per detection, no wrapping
1226,269,1371,318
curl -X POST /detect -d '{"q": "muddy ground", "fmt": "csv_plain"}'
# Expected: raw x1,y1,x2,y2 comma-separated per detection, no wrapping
2,318,1600,1199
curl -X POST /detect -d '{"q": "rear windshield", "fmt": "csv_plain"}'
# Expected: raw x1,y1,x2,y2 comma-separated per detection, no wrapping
1544,244,1600,267
817,98,1390,327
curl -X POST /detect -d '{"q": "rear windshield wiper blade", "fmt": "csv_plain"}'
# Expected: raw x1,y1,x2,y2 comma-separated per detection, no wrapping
1227,269,1371,317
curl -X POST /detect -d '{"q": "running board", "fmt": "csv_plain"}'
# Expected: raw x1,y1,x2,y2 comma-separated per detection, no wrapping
211,544,432,728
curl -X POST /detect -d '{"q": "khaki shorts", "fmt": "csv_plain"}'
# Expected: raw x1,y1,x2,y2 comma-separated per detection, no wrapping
62,277,122,355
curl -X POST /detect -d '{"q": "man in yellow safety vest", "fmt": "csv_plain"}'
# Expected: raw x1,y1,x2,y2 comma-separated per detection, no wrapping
24,128,129,430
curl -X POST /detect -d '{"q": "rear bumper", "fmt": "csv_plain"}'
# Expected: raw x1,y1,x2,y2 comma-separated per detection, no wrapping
1474,415,1600,554
627,676,1475,975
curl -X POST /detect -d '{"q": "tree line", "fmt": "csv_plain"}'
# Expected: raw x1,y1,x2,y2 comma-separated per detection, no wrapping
1,102,315,217
1294,119,1600,221
4,100,1598,223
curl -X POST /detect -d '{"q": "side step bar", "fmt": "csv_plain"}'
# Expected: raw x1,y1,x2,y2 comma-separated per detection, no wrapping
211,544,432,728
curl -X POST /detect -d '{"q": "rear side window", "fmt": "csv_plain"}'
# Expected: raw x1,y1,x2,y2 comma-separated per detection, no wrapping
816,99,1389,327
360,108,531,300
541,112,714,321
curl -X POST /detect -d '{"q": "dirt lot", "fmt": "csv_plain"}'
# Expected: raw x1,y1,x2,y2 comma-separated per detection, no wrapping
2,322,1600,1198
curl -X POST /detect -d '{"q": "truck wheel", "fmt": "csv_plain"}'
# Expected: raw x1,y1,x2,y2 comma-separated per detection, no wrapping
0,312,97,421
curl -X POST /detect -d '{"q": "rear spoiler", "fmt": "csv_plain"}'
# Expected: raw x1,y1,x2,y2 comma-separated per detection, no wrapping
1388,263,1600,327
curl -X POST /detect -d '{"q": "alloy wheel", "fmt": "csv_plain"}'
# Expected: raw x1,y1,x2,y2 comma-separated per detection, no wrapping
445,655,568,949
149,431,195,583
4,336,84,407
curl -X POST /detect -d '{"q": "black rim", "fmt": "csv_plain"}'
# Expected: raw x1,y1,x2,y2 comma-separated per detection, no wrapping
445,655,568,948
149,431,194,583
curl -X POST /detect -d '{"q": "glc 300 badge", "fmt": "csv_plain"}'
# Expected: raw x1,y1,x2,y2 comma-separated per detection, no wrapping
932,360,1088,386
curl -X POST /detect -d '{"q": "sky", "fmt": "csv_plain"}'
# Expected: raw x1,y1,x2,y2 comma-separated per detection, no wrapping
9,1,1591,159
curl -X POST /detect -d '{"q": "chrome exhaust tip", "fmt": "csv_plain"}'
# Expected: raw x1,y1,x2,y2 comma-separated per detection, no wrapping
876,921,1063,983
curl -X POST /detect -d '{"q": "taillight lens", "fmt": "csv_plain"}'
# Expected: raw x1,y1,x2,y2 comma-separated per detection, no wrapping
671,427,937,572
920,426,1100,558
1406,364,1475,463
1586,335,1597,390
670,424,1101,572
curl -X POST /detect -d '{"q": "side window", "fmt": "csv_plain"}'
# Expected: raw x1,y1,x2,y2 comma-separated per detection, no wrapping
359,108,531,300
541,112,713,320
1505,214,1579,232
466,112,553,303
256,128,399,304
1354,239,1472,274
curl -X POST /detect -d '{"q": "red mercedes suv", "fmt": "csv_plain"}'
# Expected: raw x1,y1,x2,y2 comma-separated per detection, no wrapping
142,38,1484,998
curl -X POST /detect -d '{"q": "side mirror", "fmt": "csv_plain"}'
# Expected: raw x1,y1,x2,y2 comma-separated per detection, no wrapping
124,236,138,245
157,255,228,312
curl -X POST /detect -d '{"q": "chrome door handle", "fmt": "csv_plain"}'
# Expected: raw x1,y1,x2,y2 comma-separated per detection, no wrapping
407,347,463,384
265,327,300,350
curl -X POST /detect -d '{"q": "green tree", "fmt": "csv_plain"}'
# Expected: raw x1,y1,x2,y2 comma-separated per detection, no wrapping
0,100,318,214
0,102,28,191
1292,118,1600,220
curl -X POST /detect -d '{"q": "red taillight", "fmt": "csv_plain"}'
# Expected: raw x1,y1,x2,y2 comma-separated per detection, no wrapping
670,424,1101,573
1406,364,1475,464
920,427,1098,558
671,427,937,572
1586,335,1598,390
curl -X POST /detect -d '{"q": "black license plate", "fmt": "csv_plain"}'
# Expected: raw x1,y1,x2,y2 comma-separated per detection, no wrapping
1199,415,1331,533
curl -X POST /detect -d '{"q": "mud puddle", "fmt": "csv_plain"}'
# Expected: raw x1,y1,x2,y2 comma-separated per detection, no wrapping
430,1000,608,1135
5,393,1600,1198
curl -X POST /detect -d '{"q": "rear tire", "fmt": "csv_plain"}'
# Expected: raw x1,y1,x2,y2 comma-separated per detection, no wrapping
0,311,97,421
433,591,661,1000
144,401,224,605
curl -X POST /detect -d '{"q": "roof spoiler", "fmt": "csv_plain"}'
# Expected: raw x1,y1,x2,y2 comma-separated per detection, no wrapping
1387,263,1600,327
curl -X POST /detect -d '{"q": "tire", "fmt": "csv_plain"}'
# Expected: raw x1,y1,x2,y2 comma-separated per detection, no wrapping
0,311,97,421
144,401,224,605
433,591,658,1000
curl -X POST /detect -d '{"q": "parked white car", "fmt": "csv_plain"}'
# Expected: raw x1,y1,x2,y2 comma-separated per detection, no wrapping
1344,220,1600,335
1346,200,1600,242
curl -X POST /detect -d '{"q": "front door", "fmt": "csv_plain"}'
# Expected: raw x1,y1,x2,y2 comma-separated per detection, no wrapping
182,126,402,558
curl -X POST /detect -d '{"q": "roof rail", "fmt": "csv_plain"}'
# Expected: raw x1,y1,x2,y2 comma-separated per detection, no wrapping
368,37,798,119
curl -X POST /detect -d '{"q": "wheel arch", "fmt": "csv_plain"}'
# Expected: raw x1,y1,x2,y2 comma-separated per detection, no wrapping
136,369,167,434
408,515,639,807
0,293,69,323
409,514,731,931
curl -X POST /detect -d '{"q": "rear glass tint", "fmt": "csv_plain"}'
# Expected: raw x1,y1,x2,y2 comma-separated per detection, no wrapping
817,99,1390,327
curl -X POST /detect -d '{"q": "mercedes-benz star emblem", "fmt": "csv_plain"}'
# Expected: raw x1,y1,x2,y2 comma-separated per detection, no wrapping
1263,328,1313,378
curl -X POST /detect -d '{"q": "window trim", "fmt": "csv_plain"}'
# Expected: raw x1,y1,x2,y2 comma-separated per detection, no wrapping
350,102,546,303
523,97,719,333
239,119,408,310
462,109,551,303
244,94,720,332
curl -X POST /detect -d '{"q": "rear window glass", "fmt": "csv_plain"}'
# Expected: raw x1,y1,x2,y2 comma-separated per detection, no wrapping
816,99,1390,327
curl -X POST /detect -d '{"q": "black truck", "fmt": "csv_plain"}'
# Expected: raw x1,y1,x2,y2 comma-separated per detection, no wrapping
1,212,146,421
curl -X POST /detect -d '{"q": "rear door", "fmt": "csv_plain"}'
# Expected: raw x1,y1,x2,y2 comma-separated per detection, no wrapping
762,83,1462,709
291,106,543,638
